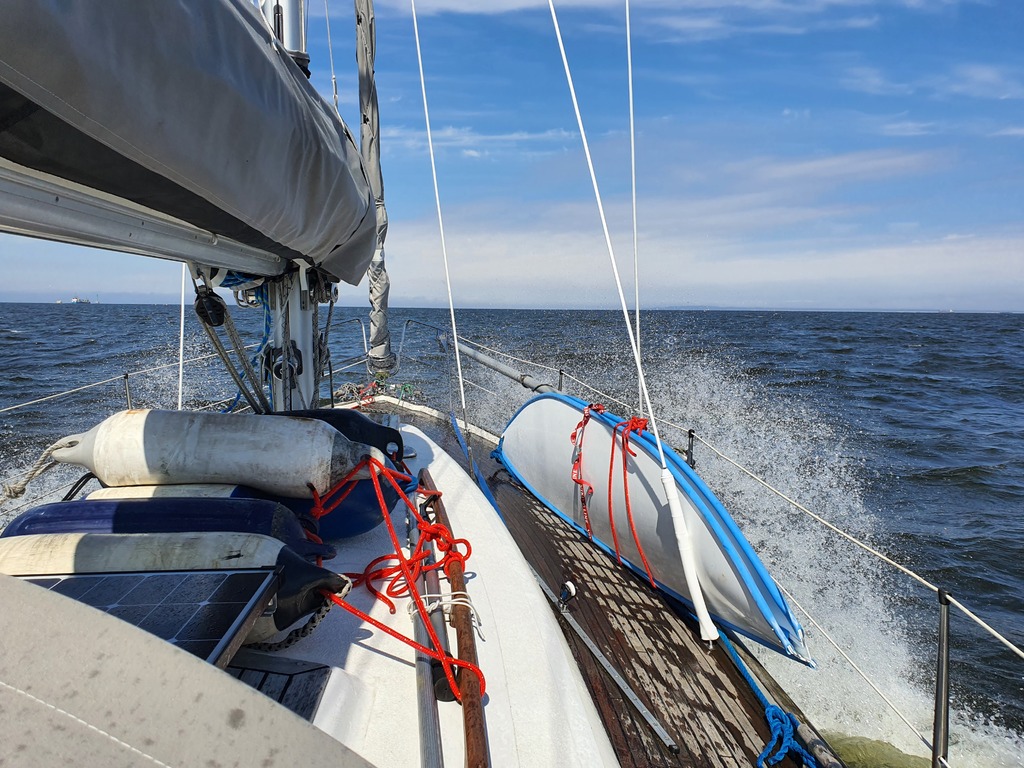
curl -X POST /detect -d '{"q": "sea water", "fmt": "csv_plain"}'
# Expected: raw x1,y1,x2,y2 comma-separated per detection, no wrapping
1,302,1021,766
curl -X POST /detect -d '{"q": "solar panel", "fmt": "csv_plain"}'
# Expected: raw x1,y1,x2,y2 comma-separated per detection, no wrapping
25,569,279,667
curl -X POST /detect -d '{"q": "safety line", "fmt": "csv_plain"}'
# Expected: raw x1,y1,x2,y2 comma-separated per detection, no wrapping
0,346,260,415
778,585,934,754
689,431,1024,663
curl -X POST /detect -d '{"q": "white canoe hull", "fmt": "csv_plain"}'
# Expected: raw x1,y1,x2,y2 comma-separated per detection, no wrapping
496,393,810,663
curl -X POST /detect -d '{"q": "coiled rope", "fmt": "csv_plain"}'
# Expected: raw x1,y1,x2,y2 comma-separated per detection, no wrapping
308,456,485,703
719,632,820,768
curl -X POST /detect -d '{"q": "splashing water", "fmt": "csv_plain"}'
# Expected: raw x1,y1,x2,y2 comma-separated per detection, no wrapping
447,310,1024,768
642,339,1024,767
2,305,1021,766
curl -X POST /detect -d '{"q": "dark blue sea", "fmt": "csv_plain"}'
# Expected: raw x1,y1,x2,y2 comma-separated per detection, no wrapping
1,303,1021,766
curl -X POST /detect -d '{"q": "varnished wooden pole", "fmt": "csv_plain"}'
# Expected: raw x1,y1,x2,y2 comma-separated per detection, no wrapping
419,469,489,768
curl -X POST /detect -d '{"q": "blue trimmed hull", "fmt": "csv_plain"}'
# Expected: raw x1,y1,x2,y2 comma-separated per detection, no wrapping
494,393,810,664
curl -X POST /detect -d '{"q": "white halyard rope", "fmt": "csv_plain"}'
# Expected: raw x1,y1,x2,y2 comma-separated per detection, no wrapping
447,322,1024,665
323,0,341,112
548,0,718,643
410,0,470,430
547,0,666,467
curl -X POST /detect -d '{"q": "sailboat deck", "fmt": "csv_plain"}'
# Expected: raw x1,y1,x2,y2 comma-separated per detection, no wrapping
373,402,804,768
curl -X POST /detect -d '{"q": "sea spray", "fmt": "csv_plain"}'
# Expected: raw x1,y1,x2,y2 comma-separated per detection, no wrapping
641,340,1023,768
461,318,1024,767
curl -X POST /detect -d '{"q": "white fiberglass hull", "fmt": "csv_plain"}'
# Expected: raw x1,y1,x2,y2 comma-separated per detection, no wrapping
496,393,810,663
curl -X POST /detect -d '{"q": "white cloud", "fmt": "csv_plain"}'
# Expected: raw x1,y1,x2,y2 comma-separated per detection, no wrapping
655,14,807,42
374,1,977,15
727,149,943,186
840,66,913,96
990,126,1024,138
880,121,935,137
382,199,1024,311
381,125,576,153
935,64,1024,100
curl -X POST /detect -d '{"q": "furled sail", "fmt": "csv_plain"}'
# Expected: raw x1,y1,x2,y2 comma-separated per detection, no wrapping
0,0,376,284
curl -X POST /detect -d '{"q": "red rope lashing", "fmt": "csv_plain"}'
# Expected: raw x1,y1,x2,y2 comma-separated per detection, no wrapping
607,416,658,589
358,380,378,406
313,456,483,702
324,590,485,699
569,403,605,539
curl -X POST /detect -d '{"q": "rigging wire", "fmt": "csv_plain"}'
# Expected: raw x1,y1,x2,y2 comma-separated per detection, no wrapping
687,429,1024,662
547,0,718,642
626,0,642,418
778,584,936,755
177,263,187,410
322,0,341,113
409,0,472,442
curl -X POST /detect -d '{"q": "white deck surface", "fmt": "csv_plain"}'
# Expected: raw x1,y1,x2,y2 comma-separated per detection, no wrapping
280,425,619,766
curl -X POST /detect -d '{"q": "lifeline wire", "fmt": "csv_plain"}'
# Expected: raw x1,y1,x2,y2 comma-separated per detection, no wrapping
779,584,934,753
0,347,260,415
409,0,472,436
689,430,1024,663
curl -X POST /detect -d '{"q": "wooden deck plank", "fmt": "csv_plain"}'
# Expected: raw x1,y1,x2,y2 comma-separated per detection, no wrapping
369,403,802,768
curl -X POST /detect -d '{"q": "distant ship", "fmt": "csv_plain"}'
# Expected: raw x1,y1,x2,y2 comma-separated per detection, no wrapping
70,297,91,304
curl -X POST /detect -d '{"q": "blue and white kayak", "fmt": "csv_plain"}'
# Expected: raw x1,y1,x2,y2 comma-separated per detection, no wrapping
494,393,811,664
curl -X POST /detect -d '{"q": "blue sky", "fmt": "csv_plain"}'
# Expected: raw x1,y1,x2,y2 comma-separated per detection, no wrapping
1,0,1022,310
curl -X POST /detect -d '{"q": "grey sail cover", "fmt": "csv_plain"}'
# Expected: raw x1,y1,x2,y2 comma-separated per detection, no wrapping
0,0,376,284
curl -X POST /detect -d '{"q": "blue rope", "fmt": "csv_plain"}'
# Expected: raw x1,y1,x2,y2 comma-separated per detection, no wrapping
216,270,260,289
719,632,820,768
447,412,504,521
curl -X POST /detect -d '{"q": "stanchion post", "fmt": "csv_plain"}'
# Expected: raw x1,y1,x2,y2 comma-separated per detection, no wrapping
932,588,950,768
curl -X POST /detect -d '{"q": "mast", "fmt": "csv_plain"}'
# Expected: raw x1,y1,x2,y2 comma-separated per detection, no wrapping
261,0,309,75
261,0,319,410
356,0,397,373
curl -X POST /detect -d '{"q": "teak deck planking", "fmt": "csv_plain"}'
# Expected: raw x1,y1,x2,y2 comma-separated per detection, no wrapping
380,404,802,768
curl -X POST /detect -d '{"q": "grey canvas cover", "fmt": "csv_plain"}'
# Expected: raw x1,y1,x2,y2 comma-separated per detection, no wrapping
0,0,376,284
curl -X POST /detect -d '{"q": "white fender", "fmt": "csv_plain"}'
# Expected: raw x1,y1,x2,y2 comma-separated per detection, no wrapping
52,410,382,498
0,531,286,576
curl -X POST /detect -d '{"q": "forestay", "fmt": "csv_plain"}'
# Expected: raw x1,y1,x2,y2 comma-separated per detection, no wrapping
0,0,375,283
